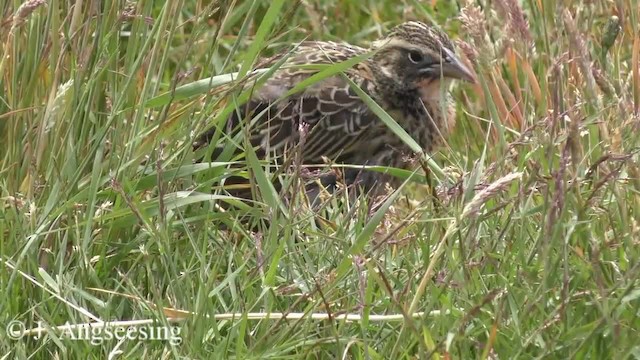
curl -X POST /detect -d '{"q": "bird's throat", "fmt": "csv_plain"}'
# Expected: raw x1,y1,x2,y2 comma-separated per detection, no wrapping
415,77,446,103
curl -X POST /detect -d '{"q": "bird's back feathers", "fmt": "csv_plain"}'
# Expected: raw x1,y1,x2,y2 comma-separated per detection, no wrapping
197,40,384,165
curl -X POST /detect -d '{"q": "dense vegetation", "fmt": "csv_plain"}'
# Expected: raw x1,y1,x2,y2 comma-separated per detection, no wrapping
2,0,639,358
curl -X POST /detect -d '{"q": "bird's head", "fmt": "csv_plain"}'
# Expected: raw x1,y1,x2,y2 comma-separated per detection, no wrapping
369,21,475,98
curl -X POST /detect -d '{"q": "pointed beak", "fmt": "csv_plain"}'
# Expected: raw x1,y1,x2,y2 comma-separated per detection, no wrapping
430,48,477,84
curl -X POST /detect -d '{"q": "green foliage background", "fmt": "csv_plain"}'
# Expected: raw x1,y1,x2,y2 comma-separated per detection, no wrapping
1,0,640,358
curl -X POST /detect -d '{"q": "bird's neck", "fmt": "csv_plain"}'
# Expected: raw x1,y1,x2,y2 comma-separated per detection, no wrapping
416,78,451,102
374,78,455,153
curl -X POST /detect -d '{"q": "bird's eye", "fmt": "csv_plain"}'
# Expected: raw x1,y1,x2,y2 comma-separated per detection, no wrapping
408,51,423,64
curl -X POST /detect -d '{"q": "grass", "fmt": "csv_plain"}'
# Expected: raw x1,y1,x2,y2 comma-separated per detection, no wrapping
1,0,640,358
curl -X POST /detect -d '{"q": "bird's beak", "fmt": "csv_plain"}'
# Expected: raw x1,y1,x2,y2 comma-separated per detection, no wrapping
427,48,477,84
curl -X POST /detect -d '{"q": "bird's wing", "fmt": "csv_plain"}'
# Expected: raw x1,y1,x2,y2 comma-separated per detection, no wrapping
213,41,382,164
254,74,379,163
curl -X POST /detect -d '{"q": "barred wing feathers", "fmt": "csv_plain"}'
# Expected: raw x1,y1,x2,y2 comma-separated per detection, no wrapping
198,41,381,165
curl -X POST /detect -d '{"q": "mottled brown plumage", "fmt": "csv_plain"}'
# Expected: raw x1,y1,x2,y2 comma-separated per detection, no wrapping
195,21,475,202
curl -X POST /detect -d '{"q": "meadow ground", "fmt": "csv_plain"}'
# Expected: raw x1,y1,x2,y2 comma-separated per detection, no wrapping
1,0,640,358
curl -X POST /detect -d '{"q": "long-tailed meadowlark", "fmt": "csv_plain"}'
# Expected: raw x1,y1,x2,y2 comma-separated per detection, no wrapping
195,21,475,203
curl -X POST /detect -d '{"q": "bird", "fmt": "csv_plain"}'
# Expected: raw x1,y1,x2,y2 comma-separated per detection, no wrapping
194,21,475,205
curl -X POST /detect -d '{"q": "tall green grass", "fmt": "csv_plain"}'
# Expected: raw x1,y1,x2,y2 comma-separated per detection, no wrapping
1,0,640,358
